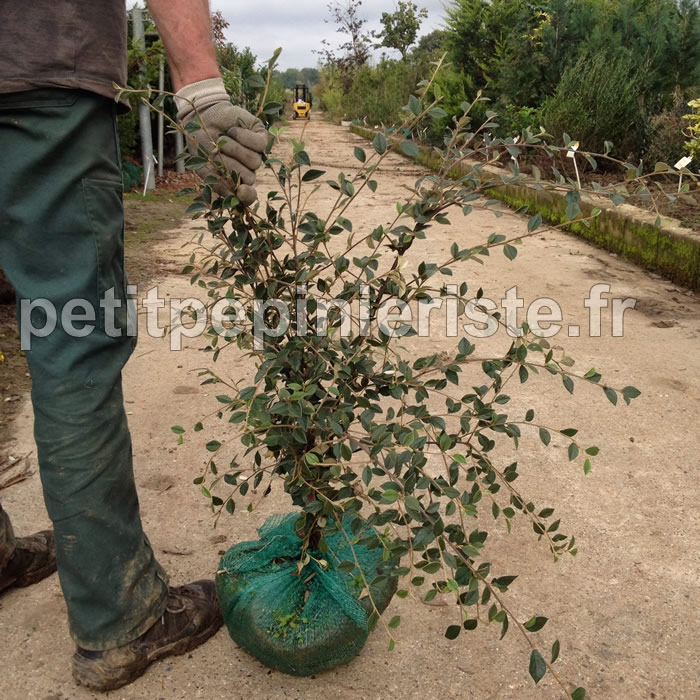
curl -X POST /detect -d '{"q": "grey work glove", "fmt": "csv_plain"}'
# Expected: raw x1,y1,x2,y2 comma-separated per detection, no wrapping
175,78,268,206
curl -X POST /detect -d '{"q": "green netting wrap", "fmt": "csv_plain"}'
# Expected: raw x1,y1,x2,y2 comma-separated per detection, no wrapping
216,513,398,676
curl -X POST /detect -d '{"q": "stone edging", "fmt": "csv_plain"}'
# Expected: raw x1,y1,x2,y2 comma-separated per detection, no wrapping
350,124,700,290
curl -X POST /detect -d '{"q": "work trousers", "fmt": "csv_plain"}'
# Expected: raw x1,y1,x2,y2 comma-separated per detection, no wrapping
0,88,168,650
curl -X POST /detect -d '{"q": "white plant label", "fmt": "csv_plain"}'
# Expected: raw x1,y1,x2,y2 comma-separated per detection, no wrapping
675,156,692,170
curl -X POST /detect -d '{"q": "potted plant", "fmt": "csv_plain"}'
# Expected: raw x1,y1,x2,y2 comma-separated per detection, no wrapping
128,57,649,697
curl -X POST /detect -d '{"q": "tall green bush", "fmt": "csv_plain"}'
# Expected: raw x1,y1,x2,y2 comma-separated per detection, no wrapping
542,50,647,157
319,59,426,125
422,66,486,143
444,0,700,110
347,60,422,125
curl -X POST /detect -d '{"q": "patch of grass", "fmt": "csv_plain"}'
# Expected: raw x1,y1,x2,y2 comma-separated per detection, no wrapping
123,190,193,284
124,190,193,246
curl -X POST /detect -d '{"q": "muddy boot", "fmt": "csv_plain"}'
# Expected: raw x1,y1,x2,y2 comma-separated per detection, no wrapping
0,530,56,593
72,580,223,692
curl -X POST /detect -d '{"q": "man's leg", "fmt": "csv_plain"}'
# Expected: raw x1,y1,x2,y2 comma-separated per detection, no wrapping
0,89,221,690
0,89,168,649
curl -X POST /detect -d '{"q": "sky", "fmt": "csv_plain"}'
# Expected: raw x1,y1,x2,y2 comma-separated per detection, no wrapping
209,1,451,69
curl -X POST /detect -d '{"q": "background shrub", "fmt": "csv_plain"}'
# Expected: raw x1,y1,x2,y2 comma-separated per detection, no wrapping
645,88,696,166
318,0,699,165
542,50,647,157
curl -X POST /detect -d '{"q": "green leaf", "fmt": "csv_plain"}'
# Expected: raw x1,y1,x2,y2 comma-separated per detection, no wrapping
529,649,547,684
302,169,326,182
388,615,401,629
382,489,399,503
563,375,575,394
445,625,461,640
400,141,419,158
341,179,355,197
206,440,222,452
503,244,518,260
610,193,625,206
294,150,311,167
492,575,517,590
353,146,366,163
568,443,579,461
373,133,388,155
551,639,561,663
170,425,185,434
525,409,535,422
622,386,641,404
571,688,586,700
305,453,320,465
408,94,422,115
565,191,581,221
246,73,266,88
528,214,542,232
524,616,548,632
405,495,422,518
429,107,448,119
263,101,283,116
539,428,551,446
239,387,256,401
184,117,201,133
604,387,618,405
583,458,592,475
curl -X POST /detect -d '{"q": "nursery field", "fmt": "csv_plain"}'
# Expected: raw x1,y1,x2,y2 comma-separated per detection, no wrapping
1,120,699,699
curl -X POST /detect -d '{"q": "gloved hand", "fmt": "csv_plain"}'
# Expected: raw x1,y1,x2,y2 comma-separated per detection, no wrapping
175,78,268,206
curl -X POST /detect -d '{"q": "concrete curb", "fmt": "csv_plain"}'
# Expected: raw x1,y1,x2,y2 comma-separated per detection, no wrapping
350,124,700,290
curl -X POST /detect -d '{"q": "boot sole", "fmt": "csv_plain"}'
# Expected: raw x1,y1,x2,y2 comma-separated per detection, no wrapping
72,614,223,692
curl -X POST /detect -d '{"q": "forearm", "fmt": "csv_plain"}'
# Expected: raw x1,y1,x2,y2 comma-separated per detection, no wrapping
147,0,220,90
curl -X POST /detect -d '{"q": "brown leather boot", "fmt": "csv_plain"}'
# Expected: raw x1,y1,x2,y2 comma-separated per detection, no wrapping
72,580,223,692
0,530,56,593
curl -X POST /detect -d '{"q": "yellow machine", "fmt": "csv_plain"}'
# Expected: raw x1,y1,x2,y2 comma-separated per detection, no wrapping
292,83,312,120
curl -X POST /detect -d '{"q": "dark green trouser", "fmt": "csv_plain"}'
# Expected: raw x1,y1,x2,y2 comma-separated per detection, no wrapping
0,89,168,650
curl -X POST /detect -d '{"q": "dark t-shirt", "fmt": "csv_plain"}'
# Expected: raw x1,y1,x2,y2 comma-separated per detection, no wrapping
0,1,127,100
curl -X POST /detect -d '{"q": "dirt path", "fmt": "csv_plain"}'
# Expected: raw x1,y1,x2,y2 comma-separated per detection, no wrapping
1,119,699,699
